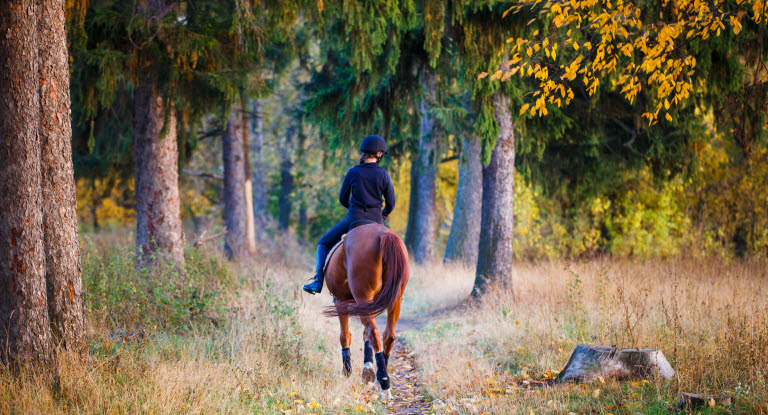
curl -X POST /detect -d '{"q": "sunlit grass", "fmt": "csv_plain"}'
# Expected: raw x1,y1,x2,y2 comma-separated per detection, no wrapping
402,259,768,414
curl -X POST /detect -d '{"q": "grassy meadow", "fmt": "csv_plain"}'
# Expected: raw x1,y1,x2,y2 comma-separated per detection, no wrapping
2,232,767,414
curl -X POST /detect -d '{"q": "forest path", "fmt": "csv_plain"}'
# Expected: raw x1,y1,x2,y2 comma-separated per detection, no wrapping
375,315,429,414
375,304,466,414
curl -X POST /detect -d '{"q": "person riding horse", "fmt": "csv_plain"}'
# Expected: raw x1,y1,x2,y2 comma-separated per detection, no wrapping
303,134,396,294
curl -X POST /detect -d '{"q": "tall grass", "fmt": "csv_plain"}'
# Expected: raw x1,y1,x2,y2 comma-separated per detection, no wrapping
402,259,768,414
0,234,388,414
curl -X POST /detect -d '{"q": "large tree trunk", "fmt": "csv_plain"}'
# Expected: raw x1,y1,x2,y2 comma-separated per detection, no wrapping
0,0,54,366
410,72,438,264
223,104,250,260
444,134,482,266
278,126,295,231
132,77,185,267
473,92,515,298
251,99,268,240
38,0,85,351
242,101,257,254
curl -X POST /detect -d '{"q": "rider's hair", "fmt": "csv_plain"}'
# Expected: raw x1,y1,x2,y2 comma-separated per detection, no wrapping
359,150,380,164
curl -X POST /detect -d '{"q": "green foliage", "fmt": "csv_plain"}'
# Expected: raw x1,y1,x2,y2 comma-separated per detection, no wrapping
81,240,235,332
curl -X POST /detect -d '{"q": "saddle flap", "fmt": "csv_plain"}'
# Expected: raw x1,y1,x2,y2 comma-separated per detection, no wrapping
323,234,346,272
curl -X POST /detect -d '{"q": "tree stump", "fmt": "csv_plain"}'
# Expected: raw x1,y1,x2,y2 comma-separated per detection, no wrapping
677,393,734,410
557,345,675,383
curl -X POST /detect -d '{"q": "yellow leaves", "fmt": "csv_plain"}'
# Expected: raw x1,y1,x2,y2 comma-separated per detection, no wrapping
492,0,762,121
519,104,530,115
489,70,503,81
477,72,488,80
730,15,743,34
665,112,673,122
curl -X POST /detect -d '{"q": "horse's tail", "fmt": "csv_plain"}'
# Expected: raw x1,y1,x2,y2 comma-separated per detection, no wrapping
324,232,409,318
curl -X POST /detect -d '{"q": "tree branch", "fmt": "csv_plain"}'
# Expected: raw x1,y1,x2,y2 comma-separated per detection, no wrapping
183,169,223,181
193,228,228,248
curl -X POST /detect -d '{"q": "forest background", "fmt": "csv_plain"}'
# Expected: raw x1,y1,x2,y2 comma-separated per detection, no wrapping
2,0,768,413
70,0,768,263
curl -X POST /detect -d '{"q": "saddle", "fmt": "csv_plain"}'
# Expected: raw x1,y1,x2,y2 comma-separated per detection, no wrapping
323,220,378,272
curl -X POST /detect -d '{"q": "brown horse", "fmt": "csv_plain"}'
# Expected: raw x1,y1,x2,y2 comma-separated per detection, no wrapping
323,223,409,400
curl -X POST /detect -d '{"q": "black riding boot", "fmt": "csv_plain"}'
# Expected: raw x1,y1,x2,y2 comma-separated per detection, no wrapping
303,244,329,294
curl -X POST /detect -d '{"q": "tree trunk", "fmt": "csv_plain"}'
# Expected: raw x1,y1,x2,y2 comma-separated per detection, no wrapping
38,0,85,351
251,99,268,239
473,92,515,298
278,125,295,231
404,153,420,250
242,101,257,254
0,0,54,366
223,104,250,260
444,134,482,266
410,72,438,264
132,76,185,267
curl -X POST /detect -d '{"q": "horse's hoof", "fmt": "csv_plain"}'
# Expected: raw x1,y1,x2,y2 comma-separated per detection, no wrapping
378,387,392,401
362,362,376,385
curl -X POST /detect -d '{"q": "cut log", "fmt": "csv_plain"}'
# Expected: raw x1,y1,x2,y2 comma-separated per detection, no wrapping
557,345,675,383
678,393,734,410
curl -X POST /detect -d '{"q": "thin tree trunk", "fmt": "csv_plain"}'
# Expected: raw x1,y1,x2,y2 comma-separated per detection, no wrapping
133,76,185,267
0,0,54,366
38,0,85,351
278,125,296,231
297,117,309,241
223,105,250,260
411,71,438,264
404,153,420,250
473,91,515,298
251,99,268,239
242,101,257,254
444,134,482,266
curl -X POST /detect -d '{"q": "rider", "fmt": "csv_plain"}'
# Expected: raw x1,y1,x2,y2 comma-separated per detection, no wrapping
302,134,396,294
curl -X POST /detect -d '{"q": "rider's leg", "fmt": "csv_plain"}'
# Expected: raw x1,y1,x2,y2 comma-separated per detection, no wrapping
303,217,350,294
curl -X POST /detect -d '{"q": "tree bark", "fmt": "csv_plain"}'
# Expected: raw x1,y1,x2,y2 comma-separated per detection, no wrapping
0,0,54,366
410,71,438,264
473,91,515,298
444,134,482,266
242,101,257,254
223,104,250,260
404,153,420,250
251,99,268,240
132,77,185,267
38,0,85,351
278,125,295,231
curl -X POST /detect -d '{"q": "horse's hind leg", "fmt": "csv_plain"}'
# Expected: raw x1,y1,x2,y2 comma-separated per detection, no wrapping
381,301,401,369
338,314,352,376
361,315,391,400
361,339,375,385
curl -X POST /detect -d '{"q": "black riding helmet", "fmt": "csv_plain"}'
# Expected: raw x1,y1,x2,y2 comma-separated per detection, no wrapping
360,134,388,155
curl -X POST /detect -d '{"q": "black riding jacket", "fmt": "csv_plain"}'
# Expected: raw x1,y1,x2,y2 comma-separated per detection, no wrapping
339,162,396,218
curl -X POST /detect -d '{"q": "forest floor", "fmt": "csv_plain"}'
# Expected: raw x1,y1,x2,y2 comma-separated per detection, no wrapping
2,232,767,414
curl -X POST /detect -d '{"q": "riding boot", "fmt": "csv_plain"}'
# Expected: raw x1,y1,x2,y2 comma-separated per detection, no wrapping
303,244,329,294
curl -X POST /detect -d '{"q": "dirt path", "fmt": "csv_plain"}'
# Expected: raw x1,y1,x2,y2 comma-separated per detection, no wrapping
374,315,430,414
374,304,468,414
384,339,430,414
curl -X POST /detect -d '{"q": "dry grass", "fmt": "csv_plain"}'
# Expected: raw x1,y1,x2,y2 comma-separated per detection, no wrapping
0,236,388,415
3,230,767,414
401,259,768,414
